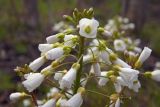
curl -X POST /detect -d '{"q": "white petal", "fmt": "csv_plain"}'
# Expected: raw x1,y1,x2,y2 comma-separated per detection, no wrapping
114,39,126,52
41,99,56,107
45,47,64,60
38,44,53,53
65,93,83,107
46,35,59,44
10,92,22,101
114,58,131,68
152,70,160,82
60,68,77,89
29,56,46,72
93,63,101,76
115,98,120,107
138,47,152,63
22,73,45,92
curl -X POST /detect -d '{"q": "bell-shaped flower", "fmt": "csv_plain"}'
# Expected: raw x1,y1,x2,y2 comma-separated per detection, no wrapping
135,47,152,68
38,44,53,53
60,63,80,89
10,92,27,102
64,34,78,48
64,87,85,107
45,46,71,60
22,73,45,92
79,18,99,38
29,56,46,72
46,33,64,44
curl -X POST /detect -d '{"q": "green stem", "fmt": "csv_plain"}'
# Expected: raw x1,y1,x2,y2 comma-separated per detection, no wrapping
74,37,84,94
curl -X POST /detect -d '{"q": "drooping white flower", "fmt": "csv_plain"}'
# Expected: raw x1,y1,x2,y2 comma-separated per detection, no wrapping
92,62,101,76
136,47,152,64
38,44,53,53
45,47,64,60
64,92,83,107
79,18,99,38
29,56,46,72
151,70,160,82
60,64,79,89
46,33,64,44
40,99,56,107
98,72,109,86
10,92,26,102
119,68,139,89
64,34,78,47
22,73,45,92
114,39,126,52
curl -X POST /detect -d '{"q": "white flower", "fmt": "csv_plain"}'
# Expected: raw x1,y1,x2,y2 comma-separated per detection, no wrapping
45,47,64,60
54,72,64,81
64,93,83,107
98,72,109,86
92,63,101,76
22,73,45,92
79,18,99,38
133,47,142,53
114,39,126,52
23,99,31,107
46,34,63,44
47,87,59,98
115,98,120,107
41,99,56,107
102,30,112,37
10,92,26,101
151,70,160,82
38,44,53,53
113,58,131,68
64,35,77,47
119,68,139,89
56,98,67,107
83,54,94,63
137,47,152,64
114,76,126,93
29,56,46,72
132,81,141,92
100,50,112,65
60,65,79,89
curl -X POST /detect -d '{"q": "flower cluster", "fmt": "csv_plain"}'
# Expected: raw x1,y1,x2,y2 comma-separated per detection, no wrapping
10,8,160,107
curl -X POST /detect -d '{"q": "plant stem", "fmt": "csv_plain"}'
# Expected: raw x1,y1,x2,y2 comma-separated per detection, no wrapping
30,92,38,107
74,37,84,94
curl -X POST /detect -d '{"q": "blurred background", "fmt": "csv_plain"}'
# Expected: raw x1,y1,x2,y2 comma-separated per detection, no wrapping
0,0,160,107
